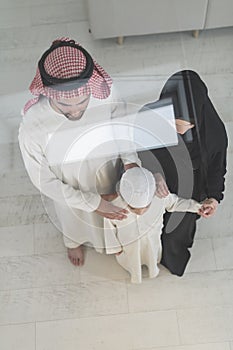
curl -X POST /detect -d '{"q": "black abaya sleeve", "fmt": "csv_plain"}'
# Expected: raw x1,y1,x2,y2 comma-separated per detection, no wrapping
207,150,227,201
203,98,228,202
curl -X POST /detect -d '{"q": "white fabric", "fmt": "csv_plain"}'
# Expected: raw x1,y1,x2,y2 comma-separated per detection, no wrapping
120,167,155,208
18,92,140,251
104,194,201,283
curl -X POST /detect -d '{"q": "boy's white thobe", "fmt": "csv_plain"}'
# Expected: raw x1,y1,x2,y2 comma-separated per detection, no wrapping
104,194,201,283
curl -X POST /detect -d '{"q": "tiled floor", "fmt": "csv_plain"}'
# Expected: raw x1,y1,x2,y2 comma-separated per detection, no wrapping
0,1,233,349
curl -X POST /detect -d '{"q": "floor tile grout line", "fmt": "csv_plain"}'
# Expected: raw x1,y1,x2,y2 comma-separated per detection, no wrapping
0,321,35,327
0,278,131,293
32,223,36,256
211,236,218,270
1,267,233,293
34,321,37,350
175,309,183,347
2,304,233,327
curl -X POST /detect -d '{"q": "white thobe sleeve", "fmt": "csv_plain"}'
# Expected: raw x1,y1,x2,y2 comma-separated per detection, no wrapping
18,128,101,212
120,152,141,166
110,91,141,167
164,193,202,213
104,218,122,254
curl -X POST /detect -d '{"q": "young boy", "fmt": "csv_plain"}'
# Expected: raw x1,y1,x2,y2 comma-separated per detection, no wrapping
104,167,204,283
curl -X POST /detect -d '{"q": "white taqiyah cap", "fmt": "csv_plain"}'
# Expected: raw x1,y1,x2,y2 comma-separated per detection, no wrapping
119,167,155,208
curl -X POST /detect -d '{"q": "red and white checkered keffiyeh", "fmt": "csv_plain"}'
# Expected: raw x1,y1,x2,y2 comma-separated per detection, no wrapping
23,37,112,114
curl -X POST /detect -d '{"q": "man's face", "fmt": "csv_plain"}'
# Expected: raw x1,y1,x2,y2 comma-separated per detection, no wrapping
50,94,90,121
175,118,195,135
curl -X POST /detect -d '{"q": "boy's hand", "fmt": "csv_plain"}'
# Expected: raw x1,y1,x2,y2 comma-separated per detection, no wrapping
198,198,218,218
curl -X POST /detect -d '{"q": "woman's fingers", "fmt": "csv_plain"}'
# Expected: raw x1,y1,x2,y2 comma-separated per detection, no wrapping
154,173,169,198
199,198,218,218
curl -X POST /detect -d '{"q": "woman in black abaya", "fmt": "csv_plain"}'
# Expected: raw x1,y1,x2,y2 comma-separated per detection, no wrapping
139,70,228,276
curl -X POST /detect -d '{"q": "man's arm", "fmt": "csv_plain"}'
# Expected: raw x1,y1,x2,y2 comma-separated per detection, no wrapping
19,128,128,219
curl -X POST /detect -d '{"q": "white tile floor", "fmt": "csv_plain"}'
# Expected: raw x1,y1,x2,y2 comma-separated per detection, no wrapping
0,1,233,349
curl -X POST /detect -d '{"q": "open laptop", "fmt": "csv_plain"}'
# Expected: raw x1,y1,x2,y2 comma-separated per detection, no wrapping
46,97,178,165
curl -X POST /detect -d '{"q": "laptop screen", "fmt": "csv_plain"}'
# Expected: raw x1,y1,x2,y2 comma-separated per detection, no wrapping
46,98,178,165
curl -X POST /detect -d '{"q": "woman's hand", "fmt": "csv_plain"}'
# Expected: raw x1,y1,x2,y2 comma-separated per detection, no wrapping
198,198,218,218
154,173,169,198
95,198,128,220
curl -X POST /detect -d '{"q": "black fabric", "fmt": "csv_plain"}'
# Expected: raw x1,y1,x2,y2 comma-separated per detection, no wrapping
139,70,228,276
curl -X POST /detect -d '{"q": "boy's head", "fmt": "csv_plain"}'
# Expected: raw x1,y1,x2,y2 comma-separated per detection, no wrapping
119,167,155,215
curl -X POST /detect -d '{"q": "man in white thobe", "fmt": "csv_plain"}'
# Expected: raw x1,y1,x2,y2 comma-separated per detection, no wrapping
18,38,142,266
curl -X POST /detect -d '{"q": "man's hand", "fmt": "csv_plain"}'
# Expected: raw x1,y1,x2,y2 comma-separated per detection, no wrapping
154,173,169,198
198,198,218,218
95,198,128,220
101,193,118,202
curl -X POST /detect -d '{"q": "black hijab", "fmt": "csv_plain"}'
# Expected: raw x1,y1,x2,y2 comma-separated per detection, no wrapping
140,70,228,201
159,70,227,155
